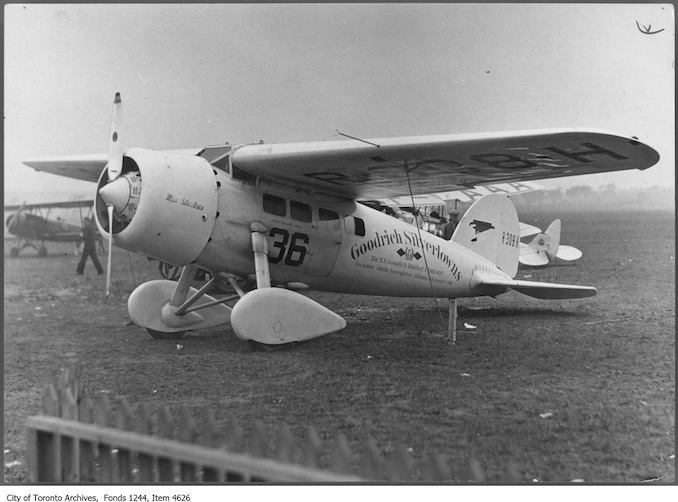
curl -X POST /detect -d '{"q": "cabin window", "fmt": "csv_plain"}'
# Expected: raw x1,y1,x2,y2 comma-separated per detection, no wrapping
198,145,231,173
344,216,365,236
354,217,365,236
212,155,230,173
319,208,339,221
290,200,312,223
232,164,257,184
319,208,340,231
263,193,286,216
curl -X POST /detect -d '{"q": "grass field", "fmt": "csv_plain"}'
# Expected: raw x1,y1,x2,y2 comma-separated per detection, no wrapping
3,209,675,483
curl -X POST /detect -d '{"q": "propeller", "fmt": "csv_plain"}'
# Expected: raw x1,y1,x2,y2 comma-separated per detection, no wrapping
107,92,123,181
105,205,114,296
103,91,122,295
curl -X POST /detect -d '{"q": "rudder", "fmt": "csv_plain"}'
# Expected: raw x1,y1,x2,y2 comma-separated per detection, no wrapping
451,194,520,277
543,219,561,259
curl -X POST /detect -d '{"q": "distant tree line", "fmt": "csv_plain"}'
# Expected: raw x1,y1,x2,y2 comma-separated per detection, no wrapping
511,184,674,211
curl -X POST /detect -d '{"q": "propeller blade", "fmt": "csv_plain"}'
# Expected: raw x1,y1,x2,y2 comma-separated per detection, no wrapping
107,92,123,181
106,205,114,296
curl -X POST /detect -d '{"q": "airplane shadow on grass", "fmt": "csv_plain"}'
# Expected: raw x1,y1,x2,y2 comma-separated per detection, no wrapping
155,304,590,356
457,306,588,318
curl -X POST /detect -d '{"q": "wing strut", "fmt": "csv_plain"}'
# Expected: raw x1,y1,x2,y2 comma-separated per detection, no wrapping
404,164,445,323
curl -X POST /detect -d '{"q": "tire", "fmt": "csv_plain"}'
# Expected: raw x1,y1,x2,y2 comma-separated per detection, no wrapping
10,247,19,257
158,262,181,280
146,328,186,340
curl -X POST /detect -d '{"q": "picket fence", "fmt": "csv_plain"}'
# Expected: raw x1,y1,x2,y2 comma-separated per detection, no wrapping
26,364,510,483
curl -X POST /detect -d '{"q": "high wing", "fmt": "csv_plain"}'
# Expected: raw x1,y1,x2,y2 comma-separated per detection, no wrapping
23,130,659,200
231,129,659,199
23,149,202,183
4,200,93,212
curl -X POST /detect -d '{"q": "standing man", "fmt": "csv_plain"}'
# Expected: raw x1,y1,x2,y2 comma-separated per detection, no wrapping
443,211,460,240
76,217,104,275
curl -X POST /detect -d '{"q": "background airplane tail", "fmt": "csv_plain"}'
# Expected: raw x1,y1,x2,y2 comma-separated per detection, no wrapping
542,219,561,259
451,194,520,278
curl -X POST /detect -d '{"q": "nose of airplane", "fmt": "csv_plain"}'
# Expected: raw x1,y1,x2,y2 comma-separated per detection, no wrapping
99,172,140,223
99,176,130,213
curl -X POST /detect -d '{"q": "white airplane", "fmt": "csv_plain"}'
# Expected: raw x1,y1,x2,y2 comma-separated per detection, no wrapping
23,93,660,345
519,220,583,267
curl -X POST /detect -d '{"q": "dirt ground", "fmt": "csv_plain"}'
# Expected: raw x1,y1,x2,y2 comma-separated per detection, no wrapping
3,209,675,483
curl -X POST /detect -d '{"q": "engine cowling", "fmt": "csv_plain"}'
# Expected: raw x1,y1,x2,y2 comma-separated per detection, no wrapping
94,147,218,265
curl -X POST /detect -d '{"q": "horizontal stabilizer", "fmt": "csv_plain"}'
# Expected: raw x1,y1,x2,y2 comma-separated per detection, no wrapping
519,222,542,238
556,245,583,261
519,242,549,266
473,270,597,299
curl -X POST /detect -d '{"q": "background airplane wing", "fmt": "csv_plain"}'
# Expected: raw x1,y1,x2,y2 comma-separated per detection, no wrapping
4,200,94,211
232,129,659,199
556,245,583,261
519,222,542,238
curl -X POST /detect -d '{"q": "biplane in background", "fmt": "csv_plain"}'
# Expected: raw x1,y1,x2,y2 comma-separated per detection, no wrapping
22,93,660,345
4,200,99,257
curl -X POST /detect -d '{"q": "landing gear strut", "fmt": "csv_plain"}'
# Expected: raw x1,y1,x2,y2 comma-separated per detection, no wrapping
447,298,458,344
125,220,346,346
229,222,346,345
127,264,236,340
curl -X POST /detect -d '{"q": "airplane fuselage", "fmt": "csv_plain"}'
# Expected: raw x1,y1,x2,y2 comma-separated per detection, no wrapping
5,212,82,242
191,174,506,299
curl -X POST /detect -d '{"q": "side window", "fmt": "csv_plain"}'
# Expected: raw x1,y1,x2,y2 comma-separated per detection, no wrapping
354,217,365,236
319,208,339,221
319,207,340,231
263,193,286,216
290,200,312,223
212,155,230,174
343,216,365,236
232,165,257,184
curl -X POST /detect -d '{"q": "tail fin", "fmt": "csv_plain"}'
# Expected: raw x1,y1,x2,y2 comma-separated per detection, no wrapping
451,194,520,277
521,219,561,265
543,219,561,259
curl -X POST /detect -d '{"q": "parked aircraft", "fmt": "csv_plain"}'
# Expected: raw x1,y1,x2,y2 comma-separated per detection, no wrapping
23,93,660,344
374,181,543,237
519,220,582,267
4,200,96,256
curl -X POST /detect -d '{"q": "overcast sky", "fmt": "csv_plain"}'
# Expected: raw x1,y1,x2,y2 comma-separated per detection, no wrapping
4,3,675,205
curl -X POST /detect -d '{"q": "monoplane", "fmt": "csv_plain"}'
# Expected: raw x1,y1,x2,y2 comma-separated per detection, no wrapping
23,93,660,344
